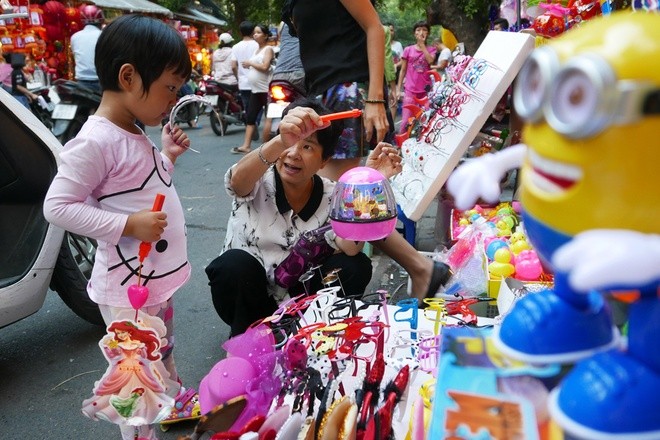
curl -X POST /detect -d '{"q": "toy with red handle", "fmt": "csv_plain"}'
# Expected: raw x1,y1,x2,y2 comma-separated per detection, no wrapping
138,193,165,264
319,109,362,124
128,193,165,316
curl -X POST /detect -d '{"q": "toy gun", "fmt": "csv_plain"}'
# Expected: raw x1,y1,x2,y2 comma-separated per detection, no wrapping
445,296,494,325
138,193,165,267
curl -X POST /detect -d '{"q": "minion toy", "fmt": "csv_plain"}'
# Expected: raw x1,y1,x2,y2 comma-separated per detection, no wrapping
447,13,660,439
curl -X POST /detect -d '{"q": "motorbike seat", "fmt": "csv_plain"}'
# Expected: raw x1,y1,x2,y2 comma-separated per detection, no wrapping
207,80,238,93
53,79,102,102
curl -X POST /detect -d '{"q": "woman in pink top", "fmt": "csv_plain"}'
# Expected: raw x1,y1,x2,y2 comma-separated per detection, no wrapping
396,21,436,134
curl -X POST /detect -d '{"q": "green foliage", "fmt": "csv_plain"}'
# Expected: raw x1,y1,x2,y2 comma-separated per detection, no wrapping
379,0,426,46
457,0,499,18
159,0,188,13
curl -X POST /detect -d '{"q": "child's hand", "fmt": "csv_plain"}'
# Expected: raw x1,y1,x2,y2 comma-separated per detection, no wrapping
366,142,402,179
124,209,167,242
162,123,191,162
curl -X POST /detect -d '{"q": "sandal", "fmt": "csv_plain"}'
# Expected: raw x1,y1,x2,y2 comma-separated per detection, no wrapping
160,387,202,429
423,261,453,301
231,147,250,155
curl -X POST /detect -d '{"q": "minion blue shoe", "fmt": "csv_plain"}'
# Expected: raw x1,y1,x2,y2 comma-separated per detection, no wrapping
549,350,660,440
493,289,620,364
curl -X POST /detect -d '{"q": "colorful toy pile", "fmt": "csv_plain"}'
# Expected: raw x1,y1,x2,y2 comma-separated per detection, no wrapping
448,202,553,297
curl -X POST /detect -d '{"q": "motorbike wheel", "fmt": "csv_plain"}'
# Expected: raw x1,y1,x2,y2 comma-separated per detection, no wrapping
210,107,229,136
49,232,103,326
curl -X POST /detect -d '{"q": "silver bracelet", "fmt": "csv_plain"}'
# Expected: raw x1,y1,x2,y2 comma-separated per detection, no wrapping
257,144,278,166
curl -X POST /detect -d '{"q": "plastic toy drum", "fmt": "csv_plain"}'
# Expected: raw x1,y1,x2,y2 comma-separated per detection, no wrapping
329,167,397,241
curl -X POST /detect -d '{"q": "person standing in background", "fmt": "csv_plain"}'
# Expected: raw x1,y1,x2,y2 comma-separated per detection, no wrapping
212,32,238,86
397,21,436,134
231,21,258,120
383,23,398,125
231,25,274,155
70,4,104,93
388,22,404,120
431,37,453,77
261,22,306,143
388,23,404,82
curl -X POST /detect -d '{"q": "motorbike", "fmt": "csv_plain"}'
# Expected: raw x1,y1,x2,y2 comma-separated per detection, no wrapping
204,78,245,136
266,79,305,136
0,87,102,329
50,78,102,145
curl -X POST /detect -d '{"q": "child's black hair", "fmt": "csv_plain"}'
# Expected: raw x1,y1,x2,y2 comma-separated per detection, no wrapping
494,17,510,30
413,21,430,33
282,97,344,160
95,15,192,95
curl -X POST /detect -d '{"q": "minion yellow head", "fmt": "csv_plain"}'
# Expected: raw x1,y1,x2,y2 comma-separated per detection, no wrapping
514,12,660,236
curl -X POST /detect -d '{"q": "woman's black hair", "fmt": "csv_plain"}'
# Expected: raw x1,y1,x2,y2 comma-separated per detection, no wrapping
255,23,272,38
95,15,192,94
282,97,344,160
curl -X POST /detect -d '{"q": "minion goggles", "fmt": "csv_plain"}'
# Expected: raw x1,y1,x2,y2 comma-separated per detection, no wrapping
514,46,660,139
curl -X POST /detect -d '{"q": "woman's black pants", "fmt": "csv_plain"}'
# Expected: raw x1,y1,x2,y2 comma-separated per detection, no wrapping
205,249,372,336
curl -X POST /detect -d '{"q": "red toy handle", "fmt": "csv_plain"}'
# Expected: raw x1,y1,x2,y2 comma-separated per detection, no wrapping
138,193,166,263
319,109,362,123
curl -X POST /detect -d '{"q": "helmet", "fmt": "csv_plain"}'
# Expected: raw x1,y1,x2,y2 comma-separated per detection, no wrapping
79,4,104,25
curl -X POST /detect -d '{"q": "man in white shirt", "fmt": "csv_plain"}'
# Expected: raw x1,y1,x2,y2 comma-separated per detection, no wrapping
432,38,453,76
231,21,258,116
70,4,104,93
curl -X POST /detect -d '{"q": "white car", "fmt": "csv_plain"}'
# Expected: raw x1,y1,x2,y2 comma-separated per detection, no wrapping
0,88,102,328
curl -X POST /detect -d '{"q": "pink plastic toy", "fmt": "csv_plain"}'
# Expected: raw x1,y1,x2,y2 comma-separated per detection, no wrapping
329,167,397,241
127,194,165,319
514,249,543,281
127,285,149,310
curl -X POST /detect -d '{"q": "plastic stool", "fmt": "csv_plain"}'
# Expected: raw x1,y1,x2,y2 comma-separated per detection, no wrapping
396,204,416,246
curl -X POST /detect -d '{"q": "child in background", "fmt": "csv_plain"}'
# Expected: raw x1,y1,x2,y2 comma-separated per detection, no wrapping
44,15,193,440
396,21,436,134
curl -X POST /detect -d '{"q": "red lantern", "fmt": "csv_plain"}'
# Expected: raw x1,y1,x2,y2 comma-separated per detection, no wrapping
42,1,67,41
64,6,81,34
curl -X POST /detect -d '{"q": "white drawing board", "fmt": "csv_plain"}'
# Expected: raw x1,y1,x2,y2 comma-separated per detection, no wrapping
391,31,535,221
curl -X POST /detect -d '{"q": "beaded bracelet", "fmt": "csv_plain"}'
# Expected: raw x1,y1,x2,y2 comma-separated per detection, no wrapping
257,143,278,165
364,99,386,104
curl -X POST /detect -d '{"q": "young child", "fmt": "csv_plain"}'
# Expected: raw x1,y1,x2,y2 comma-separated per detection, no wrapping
43,15,193,440
396,21,437,134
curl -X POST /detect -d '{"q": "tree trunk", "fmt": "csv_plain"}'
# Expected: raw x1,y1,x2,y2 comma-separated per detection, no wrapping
426,0,490,56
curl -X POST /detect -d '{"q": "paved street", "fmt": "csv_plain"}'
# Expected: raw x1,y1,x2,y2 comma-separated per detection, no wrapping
0,116,440,439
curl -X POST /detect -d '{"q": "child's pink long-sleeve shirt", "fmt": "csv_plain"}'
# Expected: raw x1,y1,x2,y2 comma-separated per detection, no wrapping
44,116,190,307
